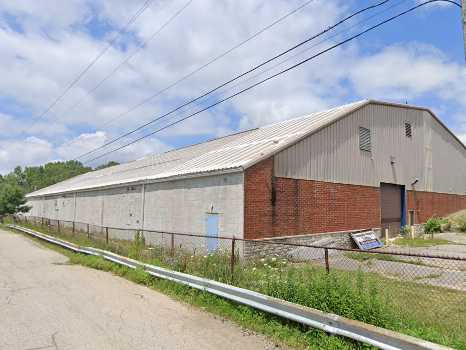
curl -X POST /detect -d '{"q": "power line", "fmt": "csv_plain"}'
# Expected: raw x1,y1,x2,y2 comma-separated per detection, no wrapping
60,0,194,119
93,0,316,131
60,0,313,153
34,0,154,120
75,0,392,161
82,0,461,164
159,0,411,131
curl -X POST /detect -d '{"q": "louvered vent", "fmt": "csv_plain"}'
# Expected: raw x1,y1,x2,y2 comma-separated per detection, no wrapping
359,127,371,152
405,122,412,138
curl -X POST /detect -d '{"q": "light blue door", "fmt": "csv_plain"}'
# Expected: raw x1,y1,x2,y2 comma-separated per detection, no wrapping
206,214,219,253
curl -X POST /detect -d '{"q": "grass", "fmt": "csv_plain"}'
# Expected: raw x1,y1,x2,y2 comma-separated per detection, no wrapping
413,273,443,281
344,251,431,267
446,209,466,232
0,223,369,350
392,237,450,247
5,221,466,350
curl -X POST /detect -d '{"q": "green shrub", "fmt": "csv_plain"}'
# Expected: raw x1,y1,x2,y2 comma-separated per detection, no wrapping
129,231,146,259
400,225,411,236
424,217,443,234
459,221,466,233
446,209,466,232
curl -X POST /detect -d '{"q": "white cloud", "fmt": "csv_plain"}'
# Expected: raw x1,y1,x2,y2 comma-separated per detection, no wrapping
56,130,171,166
458,133,466,145
0,136,54,173
349,43,466,107
0,0,464,174
56,131,107,159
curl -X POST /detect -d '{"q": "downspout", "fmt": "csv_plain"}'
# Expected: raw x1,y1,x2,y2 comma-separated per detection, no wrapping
73,192,77,223
141,183,146,231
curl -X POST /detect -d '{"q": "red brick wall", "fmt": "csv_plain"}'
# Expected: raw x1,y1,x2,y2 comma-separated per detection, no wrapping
244,158,274,239
407,190,466,224
244,158,466,239
244,158,381,239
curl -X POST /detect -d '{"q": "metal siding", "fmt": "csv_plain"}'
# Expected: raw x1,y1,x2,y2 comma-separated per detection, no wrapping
429,113,466,194
27,101,367,197
424,114,433,192
274,104,426,189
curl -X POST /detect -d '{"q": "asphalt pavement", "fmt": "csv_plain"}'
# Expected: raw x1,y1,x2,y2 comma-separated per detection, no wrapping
0,228,278,350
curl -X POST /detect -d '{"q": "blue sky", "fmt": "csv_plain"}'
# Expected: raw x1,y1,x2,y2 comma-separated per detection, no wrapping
0,0,464,173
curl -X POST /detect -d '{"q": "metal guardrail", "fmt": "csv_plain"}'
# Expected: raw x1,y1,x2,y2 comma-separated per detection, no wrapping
8,224,453,350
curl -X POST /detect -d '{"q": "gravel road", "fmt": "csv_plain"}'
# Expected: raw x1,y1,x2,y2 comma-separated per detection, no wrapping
0,228,278,350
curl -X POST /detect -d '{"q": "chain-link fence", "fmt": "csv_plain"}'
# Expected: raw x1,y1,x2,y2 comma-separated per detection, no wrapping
12,215,466,348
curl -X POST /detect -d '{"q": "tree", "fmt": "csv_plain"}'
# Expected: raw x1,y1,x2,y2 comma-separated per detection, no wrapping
0,180,30,220
95,161,120,170
1,159,119,199
9,161,92,193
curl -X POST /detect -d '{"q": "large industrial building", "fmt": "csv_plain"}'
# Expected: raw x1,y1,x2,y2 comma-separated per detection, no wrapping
25,100,466,249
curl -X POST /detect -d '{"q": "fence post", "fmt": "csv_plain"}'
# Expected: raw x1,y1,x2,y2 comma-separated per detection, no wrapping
105,227,109,244
230,237,236,282
170,233,175,256
324,248,330,273
87,223,90,239
72,221,75,234
57,220,60,233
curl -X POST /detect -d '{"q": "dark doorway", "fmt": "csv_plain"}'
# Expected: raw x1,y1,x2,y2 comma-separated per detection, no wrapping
380,183,405,236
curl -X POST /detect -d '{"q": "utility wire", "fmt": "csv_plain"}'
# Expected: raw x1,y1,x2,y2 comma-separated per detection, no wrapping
82,0,461,164
76,0,391,161
94,0,316,130
60,0,312,152
61,0,194,118
146,0,411,135
35,0,154,121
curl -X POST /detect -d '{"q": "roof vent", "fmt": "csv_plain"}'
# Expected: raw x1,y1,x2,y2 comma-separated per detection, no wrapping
405,122,412,138
359,127,371,152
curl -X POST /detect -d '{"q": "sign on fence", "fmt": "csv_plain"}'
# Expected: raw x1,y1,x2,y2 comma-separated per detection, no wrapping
350,231,383,250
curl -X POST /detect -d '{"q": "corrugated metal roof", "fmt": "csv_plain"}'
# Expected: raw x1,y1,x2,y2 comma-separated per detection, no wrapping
27,100,368,197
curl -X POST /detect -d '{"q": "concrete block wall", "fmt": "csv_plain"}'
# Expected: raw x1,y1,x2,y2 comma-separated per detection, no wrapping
102,185,143,229
75,191,103,226
243,229,377,260
143,173,244,238
26,173,245,251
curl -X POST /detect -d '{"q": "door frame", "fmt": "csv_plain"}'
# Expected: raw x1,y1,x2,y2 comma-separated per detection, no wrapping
380,182,405,234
